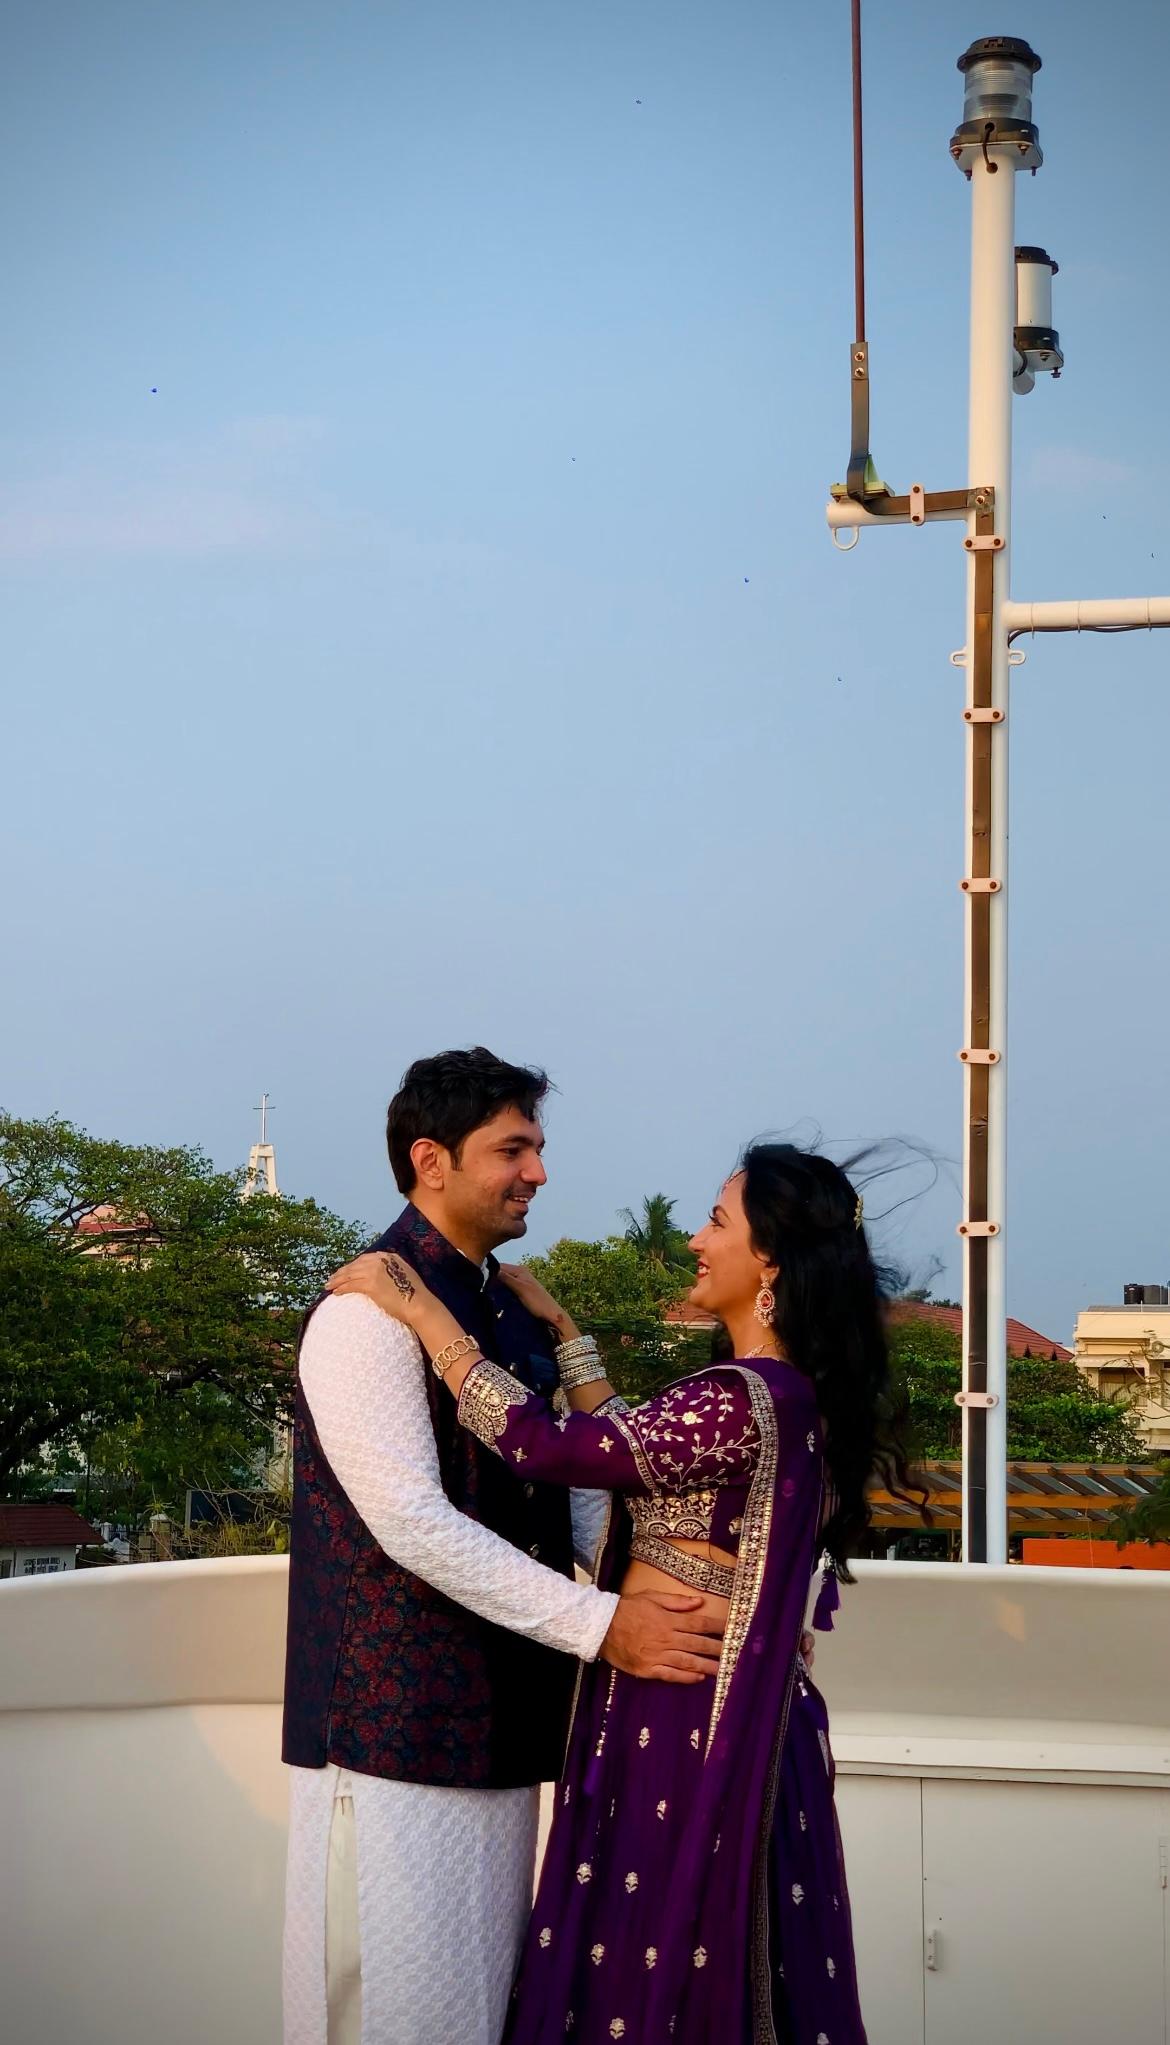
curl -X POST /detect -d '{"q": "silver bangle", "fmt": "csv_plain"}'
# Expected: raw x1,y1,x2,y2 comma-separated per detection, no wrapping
555,1334,599,1367
559,1359,608,1391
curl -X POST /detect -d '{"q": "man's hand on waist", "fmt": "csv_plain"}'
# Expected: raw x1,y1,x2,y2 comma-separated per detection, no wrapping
598,1589,725,1685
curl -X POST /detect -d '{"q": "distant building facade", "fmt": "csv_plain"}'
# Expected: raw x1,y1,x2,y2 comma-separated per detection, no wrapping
1073,1283,1170,1454
0,1504,101,1581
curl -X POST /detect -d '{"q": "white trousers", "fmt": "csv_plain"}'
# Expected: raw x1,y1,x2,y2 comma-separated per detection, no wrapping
284,1765,541,2045
325,1799,362,2045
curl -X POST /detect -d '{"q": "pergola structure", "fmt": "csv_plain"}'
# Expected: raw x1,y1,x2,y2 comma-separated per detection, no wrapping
870,1462,1161,1542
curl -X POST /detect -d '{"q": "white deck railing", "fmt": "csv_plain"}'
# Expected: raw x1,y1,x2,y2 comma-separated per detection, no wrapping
2,1557,1168,2044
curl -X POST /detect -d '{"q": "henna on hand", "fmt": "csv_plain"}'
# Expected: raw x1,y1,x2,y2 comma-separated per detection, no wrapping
381,1255,416,1302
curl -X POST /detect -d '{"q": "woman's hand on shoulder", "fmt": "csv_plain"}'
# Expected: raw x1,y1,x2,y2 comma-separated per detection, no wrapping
496,1263,580,1343
324,1252,434,1331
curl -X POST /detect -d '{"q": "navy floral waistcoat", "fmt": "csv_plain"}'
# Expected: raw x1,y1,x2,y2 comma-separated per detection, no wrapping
281,1205,580,1788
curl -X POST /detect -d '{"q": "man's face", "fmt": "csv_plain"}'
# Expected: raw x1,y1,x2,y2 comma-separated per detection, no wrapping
439,1105,548,1251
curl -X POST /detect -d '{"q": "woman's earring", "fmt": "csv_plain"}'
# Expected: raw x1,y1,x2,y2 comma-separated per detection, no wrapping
754,1278,776,1328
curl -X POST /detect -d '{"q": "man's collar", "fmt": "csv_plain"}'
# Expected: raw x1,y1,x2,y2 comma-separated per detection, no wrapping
397,1203,495,1294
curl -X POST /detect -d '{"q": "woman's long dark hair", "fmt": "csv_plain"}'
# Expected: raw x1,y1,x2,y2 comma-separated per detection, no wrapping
737,1140,922,1581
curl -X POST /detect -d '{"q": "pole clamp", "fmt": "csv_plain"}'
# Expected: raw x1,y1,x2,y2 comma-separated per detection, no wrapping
960,877,1002,893
954,1392,999,1409
963,705,1005,723
909,483,926,524
964,533,1005,552
958,1220,1001,1237
958,1048,1001,1064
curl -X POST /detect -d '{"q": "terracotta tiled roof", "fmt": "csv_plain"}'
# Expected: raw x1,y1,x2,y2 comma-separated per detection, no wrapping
890,1299,1072,1362
0,1504,102,1549
661,1302,720,1330
663,1297,1071,1362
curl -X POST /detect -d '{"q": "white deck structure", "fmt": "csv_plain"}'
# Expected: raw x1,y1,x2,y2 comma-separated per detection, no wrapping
2,1557,1168,2044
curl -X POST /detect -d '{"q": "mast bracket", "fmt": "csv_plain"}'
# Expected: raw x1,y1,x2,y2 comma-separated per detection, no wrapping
964,533,1005,552
958,1220,1001,1238
963,705,1004,723
954,1391,1000,1409
960,876,1002,893
958,1047,1001,1064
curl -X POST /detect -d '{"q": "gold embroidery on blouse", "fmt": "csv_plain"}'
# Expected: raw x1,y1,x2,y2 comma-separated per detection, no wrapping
694,1948,708,1969
457,1359,528,1450
576,1863,593,1884
638,1727,650,1748
644,1947,657,1970
690,1728,701,1749
627,1486,720,1544
705,1367,778,1757
591,1945,606,1965
605,1405,656,1489
622,1375,760,1497
656,1799,668,1819
609,2025,626,2040
539,1927,552,1948
625,1871,639,1893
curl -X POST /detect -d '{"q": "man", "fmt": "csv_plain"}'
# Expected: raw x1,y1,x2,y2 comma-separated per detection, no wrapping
282,1048,724,2045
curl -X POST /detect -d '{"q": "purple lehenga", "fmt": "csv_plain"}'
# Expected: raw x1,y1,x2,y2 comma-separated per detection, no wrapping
454,1357,868,2045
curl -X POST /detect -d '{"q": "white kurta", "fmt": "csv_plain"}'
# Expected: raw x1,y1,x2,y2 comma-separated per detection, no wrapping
282,1293,617,2045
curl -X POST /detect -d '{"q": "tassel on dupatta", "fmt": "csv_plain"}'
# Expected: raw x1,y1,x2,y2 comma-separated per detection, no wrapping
812,1560,840,1633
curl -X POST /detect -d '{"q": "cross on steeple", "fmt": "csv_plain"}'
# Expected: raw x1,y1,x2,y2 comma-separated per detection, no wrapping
244,1092,280,1199
255,1093,274,1145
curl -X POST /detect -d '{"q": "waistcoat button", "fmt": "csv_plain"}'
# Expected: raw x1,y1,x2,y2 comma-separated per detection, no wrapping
524,1483,535,1499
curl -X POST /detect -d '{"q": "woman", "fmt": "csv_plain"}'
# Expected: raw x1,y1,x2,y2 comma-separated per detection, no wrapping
326,1142,914,2044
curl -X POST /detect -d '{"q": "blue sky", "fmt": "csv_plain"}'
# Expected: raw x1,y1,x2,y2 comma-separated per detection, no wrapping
3,0,1167,1341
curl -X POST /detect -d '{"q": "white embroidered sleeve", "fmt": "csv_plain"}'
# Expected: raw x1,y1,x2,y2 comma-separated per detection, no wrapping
298,1294,618,1662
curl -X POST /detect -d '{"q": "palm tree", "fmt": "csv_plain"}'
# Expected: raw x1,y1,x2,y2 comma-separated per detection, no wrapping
619,1194,693,1276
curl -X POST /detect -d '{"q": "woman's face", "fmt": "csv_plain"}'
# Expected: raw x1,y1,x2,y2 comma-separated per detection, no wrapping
687,1172,777,1321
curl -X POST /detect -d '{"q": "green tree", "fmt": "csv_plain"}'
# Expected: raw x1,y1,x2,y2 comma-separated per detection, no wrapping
0,1112,364,1514
889,1314,1147,1463
527,1235,711,1404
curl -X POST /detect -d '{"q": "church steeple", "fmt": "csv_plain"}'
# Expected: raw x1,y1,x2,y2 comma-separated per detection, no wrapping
244,1092,280,1198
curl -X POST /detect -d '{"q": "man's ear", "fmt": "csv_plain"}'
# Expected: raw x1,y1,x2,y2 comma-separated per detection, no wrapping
410,1138,446,1192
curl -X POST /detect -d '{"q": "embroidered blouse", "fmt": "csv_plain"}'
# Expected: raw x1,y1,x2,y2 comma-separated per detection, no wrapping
456,1362,763,1556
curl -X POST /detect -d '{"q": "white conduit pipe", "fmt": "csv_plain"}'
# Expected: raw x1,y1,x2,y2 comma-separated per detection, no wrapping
825,497,968,530
1005,596,1170,633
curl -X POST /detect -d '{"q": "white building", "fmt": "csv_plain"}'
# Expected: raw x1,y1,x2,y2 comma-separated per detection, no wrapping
1072,1286,1170,1454
0,1503,102,1581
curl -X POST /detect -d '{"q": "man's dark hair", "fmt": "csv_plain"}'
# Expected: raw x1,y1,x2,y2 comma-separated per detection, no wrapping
386,1047,550,1194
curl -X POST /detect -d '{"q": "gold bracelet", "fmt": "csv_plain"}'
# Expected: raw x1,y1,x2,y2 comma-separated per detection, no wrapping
431,1334,483,1380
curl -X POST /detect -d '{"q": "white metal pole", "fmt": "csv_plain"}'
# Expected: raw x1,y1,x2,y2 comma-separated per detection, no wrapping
961,147,1017,1565
1006,596,1170,632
